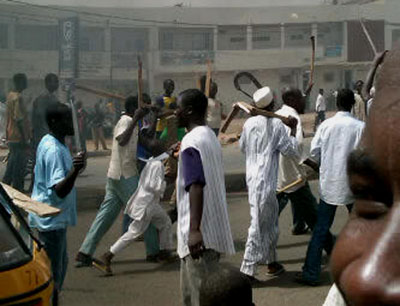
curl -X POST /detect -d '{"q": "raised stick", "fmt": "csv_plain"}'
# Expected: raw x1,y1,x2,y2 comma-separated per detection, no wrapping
360,18,378,56
75,84,126,101
309,36,316,87
220,102,289,133
137,55,144,108
205,59,212,97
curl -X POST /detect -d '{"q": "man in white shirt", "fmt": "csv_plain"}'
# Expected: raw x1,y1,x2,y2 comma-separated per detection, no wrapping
314,88,326,131
240,87,298,281
295,89,365,286
276,88,318,235
175,89,235,305
206,82,225,136
75,96,161,266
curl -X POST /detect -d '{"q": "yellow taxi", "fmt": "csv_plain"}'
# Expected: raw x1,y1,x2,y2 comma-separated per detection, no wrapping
0,185,54,305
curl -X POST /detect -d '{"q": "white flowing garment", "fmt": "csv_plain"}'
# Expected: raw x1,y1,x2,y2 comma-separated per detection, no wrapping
239,116,298,276
124,159,166,220
177,126,235,259
110,159,172,255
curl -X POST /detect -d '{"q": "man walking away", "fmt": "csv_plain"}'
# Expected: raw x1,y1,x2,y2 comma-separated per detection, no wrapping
206,82,225,136
3,73,30,192
314,88,326,131
295,89,365,286
91,99,108,151
239,86,298,282
175,89,235,306
277,88,318,235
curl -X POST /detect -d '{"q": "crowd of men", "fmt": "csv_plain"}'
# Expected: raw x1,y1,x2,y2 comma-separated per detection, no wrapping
2,48,398,305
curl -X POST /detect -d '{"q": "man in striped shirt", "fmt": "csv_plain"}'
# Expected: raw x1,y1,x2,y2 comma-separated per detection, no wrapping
175,89,235,306
240,86,299,282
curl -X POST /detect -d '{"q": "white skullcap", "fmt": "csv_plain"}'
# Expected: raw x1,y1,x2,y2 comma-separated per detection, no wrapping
370,86,376,97
253,87,273,109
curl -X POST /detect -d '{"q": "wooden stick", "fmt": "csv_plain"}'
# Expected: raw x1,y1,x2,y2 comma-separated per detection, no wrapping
220,105,241,134
205,59,212,97
236,102,288,121
75,84,126,101
196,73,202,90
137,55,144,108
309,36,316,87
360,18,378,56
220,102,289,133
1,183,61,217
276,178,304,194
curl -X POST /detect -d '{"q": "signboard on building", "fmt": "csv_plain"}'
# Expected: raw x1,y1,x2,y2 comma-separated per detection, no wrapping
59,17,79,79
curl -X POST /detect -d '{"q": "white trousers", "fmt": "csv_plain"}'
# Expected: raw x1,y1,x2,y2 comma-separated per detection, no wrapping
110,204,174,255
240,195,279,276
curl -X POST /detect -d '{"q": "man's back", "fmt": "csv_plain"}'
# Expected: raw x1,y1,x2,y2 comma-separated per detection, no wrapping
6,91,28,142
315,94,326,112
311,111,364,205
177,125,235,258
240,116,298,200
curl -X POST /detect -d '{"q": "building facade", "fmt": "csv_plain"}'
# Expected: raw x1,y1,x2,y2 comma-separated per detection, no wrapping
0,0,396,110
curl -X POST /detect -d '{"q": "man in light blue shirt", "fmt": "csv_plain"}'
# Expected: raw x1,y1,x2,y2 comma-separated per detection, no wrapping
29,102,86,301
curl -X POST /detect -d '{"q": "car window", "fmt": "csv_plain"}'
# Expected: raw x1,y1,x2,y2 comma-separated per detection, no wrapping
0,211,31,271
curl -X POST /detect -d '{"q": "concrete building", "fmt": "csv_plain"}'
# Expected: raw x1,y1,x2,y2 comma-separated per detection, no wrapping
0,0,395,111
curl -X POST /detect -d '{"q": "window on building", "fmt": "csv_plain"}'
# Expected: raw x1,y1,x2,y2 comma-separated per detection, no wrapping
16,25,58,51
159,28,213,51
284,24,311,48
318,22,343,57
80,27,105,52
218,26,246,50
392,29,400,49
252,25,281,49
111,28,148,52
0,24,7,49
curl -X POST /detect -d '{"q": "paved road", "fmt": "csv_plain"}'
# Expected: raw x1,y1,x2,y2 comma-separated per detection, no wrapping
0,140,350,306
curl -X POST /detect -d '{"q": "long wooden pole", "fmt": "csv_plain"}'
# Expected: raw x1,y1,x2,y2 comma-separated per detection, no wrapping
137,55,144,108
75,84,126,101
205,59,212,97
220,102,289,134
360,18,378,56
309,36,316,87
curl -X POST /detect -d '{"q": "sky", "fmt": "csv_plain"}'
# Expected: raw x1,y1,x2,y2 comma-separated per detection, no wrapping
26,0,324,8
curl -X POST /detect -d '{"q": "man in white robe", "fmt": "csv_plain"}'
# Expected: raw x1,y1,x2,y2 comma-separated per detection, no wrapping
239,86,299,281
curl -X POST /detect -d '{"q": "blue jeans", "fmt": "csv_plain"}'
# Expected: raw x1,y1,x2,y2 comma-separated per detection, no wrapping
278,182,318,232
302,200,352,282
38,228,68,291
